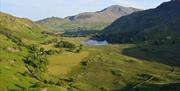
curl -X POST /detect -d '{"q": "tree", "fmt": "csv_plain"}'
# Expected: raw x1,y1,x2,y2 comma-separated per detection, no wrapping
55,41,76,49
23,46,49,73
75,44,83,53
46,49,56,55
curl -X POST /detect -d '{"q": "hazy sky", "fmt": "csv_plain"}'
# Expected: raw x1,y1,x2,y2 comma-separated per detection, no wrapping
0,0,170,20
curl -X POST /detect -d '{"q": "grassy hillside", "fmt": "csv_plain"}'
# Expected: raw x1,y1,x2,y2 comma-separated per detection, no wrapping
0,12,54,44
37,16,112,32
38,36,180,91
0,12,61,91
0,33,32,90
65,44,180,91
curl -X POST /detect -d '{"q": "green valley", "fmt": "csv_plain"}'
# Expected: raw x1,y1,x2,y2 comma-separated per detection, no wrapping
0,0,180,91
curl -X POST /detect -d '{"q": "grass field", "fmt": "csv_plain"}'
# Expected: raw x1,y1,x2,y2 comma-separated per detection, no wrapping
66,44,180,90
47,51,89,76
42,37,89,76
38,36,180,91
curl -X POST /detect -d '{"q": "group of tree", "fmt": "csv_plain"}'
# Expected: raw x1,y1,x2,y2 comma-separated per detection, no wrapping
55,41,83,53
45,49,63,55
41,38,58,45
55,41,76,49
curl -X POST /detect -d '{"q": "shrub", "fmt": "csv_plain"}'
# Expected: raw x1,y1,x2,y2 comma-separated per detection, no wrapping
23,46,49,73
46,49,56,55
23,54,48,72
55,41,76,49
30,82,43,88
76,44,83,53
111,68,123,76
81,61,88,66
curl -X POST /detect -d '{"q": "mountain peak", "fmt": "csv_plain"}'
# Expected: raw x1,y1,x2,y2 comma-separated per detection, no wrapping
47,16,63,20
37,5,141,32
97,5,141,16
67,5,141,21
99,5,126,12
171,0,180,2
101,0,180,43
157,0,180,9
107,5,123,8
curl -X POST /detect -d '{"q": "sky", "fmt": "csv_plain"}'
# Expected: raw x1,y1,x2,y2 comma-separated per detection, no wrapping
0,0,170,20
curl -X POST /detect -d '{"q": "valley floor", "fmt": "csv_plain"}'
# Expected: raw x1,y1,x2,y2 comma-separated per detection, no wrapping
1,37,180,91
41,37,180,91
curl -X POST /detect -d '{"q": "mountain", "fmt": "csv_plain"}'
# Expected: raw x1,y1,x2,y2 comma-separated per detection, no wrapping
67,5,140,23
100,0,180,43
37,5,141,32
36,16,69,32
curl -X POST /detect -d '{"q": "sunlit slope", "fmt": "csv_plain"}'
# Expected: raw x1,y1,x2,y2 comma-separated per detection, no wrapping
0,12,52,44
0,33,37,90
0,12,56,90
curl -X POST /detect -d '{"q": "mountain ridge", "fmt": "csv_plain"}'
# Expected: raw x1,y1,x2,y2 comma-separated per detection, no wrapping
37,5,141,32
100,0,180,43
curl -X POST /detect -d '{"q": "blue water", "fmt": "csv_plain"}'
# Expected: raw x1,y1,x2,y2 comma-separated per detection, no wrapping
82,40,108,46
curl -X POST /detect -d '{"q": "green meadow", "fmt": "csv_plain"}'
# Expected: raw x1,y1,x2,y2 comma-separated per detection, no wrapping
47,51,89,75
36,37,180,91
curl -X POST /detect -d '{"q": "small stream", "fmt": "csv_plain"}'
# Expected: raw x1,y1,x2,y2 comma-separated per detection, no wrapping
81,40,108,46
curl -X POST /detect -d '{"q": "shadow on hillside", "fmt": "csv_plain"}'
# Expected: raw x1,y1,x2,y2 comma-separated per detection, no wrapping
122,45,180,67
110,82,180,91
110,84,134,91
119,82,180,91
63,30,101,37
